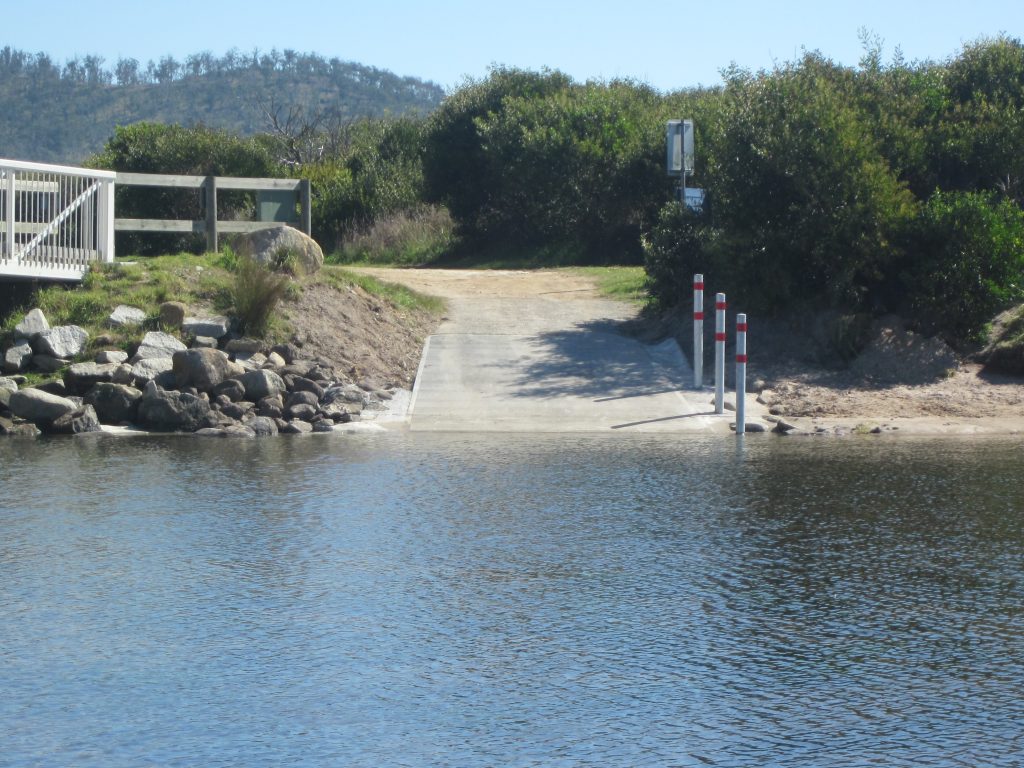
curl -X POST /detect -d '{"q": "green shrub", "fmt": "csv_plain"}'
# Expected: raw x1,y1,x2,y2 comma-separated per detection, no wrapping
231,254,292,337
900,191,1024,342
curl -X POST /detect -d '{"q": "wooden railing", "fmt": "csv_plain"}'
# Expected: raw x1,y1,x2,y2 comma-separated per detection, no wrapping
115,173,312,252
1,158,116,280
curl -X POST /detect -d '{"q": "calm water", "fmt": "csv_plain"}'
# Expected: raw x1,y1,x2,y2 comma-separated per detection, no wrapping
1,432,1022,767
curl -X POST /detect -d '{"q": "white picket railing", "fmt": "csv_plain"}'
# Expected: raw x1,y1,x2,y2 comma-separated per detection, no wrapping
1,158,115,280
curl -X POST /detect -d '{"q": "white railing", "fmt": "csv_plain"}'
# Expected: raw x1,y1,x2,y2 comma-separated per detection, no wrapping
1,158,115,280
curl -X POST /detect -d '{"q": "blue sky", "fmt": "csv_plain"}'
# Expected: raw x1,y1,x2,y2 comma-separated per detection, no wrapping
4,0,1022,92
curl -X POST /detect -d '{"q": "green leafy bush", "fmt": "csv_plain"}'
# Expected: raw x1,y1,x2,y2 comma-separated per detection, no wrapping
900,191,1024,342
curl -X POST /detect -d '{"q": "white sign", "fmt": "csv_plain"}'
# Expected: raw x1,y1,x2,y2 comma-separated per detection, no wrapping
666,119,694,176
684,187,705,212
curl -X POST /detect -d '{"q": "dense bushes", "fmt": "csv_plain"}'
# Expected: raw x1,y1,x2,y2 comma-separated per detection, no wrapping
90,123,282,255
643,36,1024,344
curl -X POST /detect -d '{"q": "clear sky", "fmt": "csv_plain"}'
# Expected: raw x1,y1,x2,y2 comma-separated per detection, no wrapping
3,0,1021,92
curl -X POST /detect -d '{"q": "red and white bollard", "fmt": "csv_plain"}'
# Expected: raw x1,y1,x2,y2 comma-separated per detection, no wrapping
715,293,726,414
736,314,748,435
693,274,704,389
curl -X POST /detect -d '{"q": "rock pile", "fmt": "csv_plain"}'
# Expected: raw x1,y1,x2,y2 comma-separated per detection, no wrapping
1,305,389,438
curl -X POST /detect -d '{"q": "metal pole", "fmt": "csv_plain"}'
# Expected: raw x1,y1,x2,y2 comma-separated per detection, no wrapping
736,314,748,435
715,293,726,414
693,274,704,389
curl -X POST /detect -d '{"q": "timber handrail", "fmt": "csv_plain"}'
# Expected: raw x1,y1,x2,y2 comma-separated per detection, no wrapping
115,173,312,252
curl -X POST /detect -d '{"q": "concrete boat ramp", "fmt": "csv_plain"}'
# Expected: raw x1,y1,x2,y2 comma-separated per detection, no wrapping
353,269,764,433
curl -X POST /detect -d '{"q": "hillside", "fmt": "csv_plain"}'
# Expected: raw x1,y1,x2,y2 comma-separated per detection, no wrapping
0,47,445,164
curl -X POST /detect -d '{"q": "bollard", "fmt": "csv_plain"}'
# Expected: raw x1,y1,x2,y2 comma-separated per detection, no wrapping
715,293,726,414
693,274,704,389
736,314,747,435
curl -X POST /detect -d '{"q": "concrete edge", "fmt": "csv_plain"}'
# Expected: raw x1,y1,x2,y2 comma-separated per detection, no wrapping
406,334,434,421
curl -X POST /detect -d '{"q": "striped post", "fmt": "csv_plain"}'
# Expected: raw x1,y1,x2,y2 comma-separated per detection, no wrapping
714,293,726,414
736,314,748,435
693,274,704,389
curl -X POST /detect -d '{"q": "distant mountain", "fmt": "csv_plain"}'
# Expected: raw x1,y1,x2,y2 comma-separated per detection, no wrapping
0,46,445,164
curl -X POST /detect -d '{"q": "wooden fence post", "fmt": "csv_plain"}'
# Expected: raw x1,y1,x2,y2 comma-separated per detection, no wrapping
300,179,312,237
205,175,218,253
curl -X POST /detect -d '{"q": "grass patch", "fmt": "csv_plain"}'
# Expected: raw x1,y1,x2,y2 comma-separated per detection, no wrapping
567,266,649,304
318,266,446,313
328,205,454,266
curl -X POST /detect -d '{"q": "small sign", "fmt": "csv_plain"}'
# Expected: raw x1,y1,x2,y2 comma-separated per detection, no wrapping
666,119,694,176
683,187,705,212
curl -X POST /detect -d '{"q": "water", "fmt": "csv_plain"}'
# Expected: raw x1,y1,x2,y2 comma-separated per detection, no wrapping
1,433,1022,767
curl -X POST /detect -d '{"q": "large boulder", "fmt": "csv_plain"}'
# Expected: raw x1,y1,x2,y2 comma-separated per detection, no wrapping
64,362,121,394
108,305,147,327
49,405,103,435
131,331,187,362
14,308,49,338
0,415,40,437
0,377,17,410
172,348,244,392
8,388,77,424
4,341,33,374
130,357,174,385
234,226,323,274
238,369,286,401
137,382,211,432
34,325,88,359
182,316,230,339
85,383,143,424
159,301,187,329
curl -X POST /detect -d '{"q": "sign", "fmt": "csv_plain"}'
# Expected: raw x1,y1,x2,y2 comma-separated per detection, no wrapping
666,119,694,176
683,187,705,212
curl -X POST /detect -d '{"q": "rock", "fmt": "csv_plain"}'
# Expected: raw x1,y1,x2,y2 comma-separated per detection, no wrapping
182,316,230,339
0,414,40,437
245,416,279,436
225,338,264,355
34,325,88,359
49,405,103,434
223,424,256,438
730,421,767,433
286,403,318,421
159,301,187,328
8,388,77,424
31,355,67,373
290,376,324,400
265,351,287,368
172,348,243,392
285,390,319,409
234,226,323,274
85,383,143,424
4,341,33,373
238,369,286,402
137,382,211,432
0,377,16,409
279,419,313,434
107,305,146,327
132,331,187,362
257,395,283,419
270,343,300,364
282,360,318,378
312,420,335,433
130,357,174,385
191,336,219,349
95,349,129,364
219,401,253,420
65,362,121,394
14,308,50,338
771,418,799,434
213,379,246,402
235,352,268,372
111,363,134,385
194,427,227,437
34,380,68,397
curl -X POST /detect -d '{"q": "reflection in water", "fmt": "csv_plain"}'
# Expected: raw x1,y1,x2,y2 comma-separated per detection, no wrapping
1,434,1022,766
